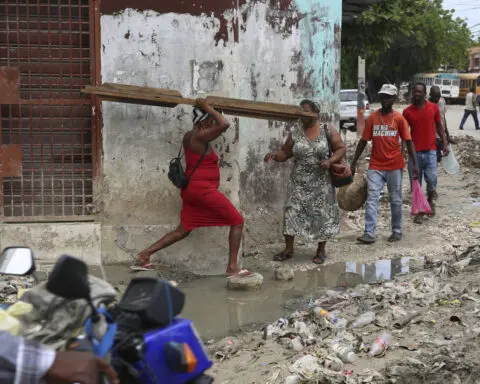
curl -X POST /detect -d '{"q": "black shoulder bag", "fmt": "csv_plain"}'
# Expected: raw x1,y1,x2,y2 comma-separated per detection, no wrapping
168,143,208,189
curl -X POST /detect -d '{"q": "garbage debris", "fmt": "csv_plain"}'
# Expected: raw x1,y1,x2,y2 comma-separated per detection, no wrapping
369,333,391,357
313,306,339,325
351,311,375,329
331,338,357,363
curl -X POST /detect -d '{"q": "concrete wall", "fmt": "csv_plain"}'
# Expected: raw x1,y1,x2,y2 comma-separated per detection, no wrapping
0,1,341,271
0,223,102,265
96,0,342,273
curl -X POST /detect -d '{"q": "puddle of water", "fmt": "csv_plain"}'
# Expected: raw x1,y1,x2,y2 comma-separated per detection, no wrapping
180,257,423,340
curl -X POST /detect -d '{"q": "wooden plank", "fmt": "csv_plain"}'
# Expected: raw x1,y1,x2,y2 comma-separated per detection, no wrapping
205,96,305,116
82,86,193,108
81,84,318,121
102,83,183,97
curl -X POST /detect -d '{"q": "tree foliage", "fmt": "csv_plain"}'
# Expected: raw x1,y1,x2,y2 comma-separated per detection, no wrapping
341,0,473,90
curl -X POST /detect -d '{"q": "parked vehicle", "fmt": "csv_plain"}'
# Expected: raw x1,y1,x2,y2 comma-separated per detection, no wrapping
0,247,214,384
339,89,371,132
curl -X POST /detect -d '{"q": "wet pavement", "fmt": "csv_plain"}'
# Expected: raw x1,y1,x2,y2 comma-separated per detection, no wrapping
180,257,423,339
90,257,423,340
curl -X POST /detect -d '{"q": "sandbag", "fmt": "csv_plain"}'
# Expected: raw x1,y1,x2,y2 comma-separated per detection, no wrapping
337,171,367,211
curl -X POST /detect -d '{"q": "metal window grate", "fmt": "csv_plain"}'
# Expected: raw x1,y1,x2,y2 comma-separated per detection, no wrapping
0,0,94,219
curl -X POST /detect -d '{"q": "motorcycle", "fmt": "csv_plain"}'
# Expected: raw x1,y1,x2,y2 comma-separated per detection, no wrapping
0,246,214,384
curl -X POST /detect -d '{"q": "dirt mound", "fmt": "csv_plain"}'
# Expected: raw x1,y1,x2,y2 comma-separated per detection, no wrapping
451,135,480,168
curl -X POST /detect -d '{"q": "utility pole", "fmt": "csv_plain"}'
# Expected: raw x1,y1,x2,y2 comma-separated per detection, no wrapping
357,57,366,138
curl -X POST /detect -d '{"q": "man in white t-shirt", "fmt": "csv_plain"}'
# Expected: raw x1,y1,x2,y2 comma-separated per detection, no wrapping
459,87,479,130
429,86,450,163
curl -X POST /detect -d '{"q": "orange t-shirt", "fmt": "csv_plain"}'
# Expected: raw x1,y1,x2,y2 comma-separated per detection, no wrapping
362,110,412,171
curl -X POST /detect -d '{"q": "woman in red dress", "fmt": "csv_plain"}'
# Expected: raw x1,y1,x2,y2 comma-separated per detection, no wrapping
132,99,250,277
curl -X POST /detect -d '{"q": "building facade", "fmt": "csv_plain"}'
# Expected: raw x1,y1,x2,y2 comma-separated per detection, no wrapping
0,0,344,273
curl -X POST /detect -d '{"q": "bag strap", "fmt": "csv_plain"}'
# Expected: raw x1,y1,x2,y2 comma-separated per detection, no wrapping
323,124,348,162
187,143,209,182
177,142,183,158
323,124,333,158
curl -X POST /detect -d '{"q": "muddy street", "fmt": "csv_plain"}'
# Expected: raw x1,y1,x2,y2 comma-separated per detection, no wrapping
13,134,480,384
199,134,480,383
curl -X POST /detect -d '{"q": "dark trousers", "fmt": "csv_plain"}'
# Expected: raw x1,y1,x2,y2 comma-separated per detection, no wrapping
459,110,479,130
436,138,443,163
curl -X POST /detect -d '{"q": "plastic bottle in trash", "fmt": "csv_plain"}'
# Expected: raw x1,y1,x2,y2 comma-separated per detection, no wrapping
351,311,376,329
369,333,392,357
331,339,357,363
312,307,338,324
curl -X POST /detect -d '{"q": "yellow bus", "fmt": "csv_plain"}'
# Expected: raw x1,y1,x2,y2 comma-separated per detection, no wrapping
458,73,480,100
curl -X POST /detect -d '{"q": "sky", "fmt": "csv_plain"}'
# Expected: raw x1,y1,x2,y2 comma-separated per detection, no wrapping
443,0,480,39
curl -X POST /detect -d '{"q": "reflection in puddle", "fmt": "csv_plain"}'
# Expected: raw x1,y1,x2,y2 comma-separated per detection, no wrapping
181,257,423,340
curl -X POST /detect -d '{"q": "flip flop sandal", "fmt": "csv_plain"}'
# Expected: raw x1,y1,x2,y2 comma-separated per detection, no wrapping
226,269,253,279
273,251,293,262
130,262,154,271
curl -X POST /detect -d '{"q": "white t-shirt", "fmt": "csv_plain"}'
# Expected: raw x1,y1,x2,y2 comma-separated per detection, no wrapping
465,92,476,111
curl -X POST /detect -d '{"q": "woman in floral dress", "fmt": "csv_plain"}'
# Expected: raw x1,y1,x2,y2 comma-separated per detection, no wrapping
264,100,345,264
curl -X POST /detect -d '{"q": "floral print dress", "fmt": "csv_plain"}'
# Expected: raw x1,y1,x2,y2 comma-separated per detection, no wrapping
283,125,340,242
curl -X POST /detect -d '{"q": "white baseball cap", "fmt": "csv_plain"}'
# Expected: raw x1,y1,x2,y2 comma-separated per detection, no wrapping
378,84,398,96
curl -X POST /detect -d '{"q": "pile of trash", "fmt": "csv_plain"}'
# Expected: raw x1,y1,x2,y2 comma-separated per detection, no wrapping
0,275,35,305
453,136,480,169
237,247,480,383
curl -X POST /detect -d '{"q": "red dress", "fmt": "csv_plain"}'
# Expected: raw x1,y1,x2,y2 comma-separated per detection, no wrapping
180,146,244,231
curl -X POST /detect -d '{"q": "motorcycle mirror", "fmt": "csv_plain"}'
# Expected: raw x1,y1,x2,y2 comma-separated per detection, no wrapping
0,247,35,275
46,255,91,302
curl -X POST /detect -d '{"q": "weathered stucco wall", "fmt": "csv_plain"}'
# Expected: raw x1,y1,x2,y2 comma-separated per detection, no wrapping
98,0,341,273
0,223,102,265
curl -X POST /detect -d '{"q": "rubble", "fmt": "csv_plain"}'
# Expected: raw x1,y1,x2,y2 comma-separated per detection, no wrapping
274,266,295,281
227,272,264,290
210,246,480,383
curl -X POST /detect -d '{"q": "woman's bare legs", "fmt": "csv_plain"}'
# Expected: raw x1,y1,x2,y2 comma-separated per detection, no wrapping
136,224,191,265
313,241,327,264
226,222,244,275
274,235,294,261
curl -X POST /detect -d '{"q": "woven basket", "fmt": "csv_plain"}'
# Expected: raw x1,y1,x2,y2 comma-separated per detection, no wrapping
337,171,367,212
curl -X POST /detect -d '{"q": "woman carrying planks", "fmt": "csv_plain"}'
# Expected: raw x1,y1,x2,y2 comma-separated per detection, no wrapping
264,100,345,264
132,99,251,278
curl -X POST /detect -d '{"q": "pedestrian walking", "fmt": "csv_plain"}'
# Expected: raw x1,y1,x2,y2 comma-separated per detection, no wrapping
350,84,418,244
403,83,449,224
459,87,479,131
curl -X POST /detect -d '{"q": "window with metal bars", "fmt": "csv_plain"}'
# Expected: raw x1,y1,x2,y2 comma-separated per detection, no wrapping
0,0,94,219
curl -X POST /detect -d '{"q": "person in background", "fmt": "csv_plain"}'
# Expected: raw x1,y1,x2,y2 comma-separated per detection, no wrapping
0,331,118,384
459,87,479,131
264,100,345,264
132,99,249,278
350,84,418,244
403,83,449,224
477,92,480,114
429,85,450,200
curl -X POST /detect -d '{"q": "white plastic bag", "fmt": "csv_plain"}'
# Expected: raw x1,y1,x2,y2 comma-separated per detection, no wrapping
441,145,460,175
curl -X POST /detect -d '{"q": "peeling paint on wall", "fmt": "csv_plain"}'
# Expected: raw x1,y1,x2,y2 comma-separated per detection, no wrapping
99,0,341,270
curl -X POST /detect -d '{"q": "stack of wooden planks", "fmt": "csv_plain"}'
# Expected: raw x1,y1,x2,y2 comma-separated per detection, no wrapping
82,83,317,122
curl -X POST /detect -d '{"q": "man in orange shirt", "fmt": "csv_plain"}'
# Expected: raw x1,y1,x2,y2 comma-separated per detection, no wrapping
351,84,419,244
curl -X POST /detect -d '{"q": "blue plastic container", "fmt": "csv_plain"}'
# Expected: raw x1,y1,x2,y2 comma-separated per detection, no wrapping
134,318,213,384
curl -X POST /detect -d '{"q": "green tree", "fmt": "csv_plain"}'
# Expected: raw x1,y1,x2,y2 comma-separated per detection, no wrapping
341,0,473,90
